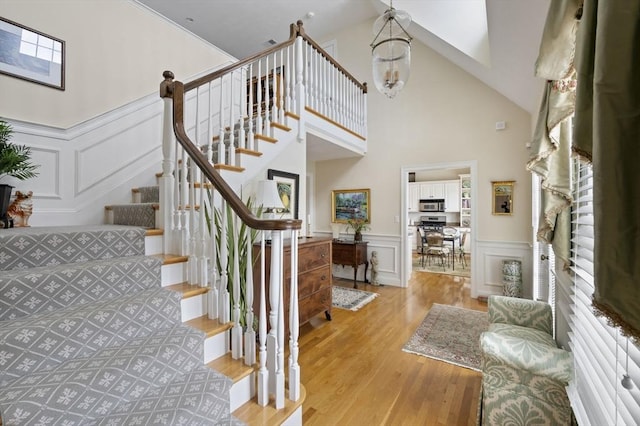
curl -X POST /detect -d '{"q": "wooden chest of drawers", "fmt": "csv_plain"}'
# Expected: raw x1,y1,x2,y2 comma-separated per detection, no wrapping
253,237,333,333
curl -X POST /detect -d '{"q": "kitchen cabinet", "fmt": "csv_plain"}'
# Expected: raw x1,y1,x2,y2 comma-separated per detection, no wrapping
444,180,460,212
419,182,445,200
408,182,420,212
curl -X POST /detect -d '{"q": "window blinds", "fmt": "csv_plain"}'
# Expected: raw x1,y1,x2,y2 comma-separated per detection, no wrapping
567,160,640,425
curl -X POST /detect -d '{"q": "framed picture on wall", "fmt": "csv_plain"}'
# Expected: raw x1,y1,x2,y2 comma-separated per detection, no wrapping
492,181,514,215
331,188,371,224
0,17,65,90
267,168,299,219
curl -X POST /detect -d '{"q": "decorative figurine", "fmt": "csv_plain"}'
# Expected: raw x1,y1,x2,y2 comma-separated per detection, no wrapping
370,250,380,286
7,190,33,227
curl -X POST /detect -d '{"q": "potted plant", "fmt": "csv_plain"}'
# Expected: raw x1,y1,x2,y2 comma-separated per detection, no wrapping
346,217,370,242
0,119,39,228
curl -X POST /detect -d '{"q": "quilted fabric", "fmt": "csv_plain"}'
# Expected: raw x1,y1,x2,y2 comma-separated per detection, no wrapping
487,295,553,335
488,323,557,347
482,380,572,426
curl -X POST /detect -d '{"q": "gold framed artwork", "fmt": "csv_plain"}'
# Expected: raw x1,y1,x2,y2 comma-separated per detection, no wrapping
492,181,514,215
331,188,371,224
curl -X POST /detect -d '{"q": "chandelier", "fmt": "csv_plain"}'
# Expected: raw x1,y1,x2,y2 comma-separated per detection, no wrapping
370,0,412,98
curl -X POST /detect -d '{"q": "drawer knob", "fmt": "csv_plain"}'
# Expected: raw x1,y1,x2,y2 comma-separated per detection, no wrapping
321,252,326,258
321,275,326,281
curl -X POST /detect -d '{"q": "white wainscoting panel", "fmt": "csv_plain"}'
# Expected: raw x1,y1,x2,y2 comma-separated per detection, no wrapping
473,240,533,299
7,92,164,226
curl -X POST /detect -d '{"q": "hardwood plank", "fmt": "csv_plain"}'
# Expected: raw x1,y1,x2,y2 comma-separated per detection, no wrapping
298,270,486,425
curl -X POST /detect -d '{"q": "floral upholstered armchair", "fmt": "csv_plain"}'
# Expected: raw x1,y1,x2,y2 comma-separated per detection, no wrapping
479,295,574,425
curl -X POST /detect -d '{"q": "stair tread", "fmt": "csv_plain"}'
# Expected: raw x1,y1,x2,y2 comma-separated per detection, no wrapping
207,353,254,383
153,253,189,265
165,281,209,298
185,315,233,337
233,384,306,426
145,228,163,236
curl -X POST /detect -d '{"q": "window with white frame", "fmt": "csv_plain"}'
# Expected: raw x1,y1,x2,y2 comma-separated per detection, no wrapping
567,159,640,425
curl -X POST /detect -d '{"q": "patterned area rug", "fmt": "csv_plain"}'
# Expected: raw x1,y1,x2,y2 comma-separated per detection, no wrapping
332,286,378,311
403,304,488,371
412,253,471,277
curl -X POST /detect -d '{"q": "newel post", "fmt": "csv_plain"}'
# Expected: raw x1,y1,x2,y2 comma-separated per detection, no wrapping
160,71,176,254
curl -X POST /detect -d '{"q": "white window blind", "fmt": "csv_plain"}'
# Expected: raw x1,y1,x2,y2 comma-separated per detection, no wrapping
567,159,640,425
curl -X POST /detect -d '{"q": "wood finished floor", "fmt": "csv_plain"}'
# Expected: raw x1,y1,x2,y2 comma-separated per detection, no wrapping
298,269,486,426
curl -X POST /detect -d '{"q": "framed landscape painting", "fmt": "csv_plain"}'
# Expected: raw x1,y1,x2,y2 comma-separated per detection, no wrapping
331,188,371,224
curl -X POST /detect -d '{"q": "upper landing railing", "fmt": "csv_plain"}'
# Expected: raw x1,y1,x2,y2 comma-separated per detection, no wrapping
158,20,367,411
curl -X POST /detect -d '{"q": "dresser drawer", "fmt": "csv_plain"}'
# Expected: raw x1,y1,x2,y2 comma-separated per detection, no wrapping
298,242,330,272
298,286,331,324
299,265,331,299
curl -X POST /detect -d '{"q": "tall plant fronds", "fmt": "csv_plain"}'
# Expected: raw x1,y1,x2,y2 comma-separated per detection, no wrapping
204,191,263,329
0,120,39,181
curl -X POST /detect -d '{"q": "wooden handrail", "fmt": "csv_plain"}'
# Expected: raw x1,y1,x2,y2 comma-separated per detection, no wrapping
182,20,366,94
295,20,367,94
167,79,301,231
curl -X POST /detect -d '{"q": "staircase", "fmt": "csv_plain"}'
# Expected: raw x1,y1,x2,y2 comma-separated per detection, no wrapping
0,21,367,425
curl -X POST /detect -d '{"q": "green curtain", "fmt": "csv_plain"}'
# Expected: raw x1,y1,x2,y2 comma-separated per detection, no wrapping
527,0,581,269
573,0,640,341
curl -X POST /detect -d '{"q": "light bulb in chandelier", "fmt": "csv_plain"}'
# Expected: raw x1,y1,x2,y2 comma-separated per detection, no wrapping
370,1,412,98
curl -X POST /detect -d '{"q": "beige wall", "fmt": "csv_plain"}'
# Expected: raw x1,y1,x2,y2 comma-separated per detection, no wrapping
1,0,232,128
314,19,533,243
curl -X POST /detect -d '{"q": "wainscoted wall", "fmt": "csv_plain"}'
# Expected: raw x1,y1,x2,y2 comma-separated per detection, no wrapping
315,231,533,299
472,239,533,299
6,93,164,226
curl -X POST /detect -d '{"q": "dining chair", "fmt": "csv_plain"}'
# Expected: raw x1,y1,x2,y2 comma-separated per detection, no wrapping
442,226,459,265
458,231,468,268
416,227,429,267
425,232,450,269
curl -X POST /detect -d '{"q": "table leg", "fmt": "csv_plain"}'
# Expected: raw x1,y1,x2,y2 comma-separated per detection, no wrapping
353,266,358,288
364,262,369,283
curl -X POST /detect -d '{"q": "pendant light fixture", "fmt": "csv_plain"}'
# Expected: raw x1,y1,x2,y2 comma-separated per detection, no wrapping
370,0,412,98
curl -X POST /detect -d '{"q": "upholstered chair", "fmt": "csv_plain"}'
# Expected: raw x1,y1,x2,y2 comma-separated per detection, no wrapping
479,295,574,425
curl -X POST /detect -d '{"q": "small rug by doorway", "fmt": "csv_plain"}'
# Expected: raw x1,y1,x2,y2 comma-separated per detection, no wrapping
402,304,488,371
332,286,378,311
412,253,470,278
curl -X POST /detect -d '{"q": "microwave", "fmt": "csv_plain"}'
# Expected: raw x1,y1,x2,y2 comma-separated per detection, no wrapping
419,199,445,212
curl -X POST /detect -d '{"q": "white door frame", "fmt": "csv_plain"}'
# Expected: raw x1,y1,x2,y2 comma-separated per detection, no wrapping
399,160,478,296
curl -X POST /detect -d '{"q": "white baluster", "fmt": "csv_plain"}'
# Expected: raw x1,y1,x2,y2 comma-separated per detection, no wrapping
246,63,255,151
231,212,243,359
271,53,279,125
238,67,246,151
207,82,214,163
288,230,300,401
198,176,208,288
219,200,230,323
274,230,285,409
244,224,256,366
263,55,271,136
278,49,285,124
179,146,189,256
285,45,292,116
256,59,263,136
257,234,268,406
267,229,281,396
188,160,197,285
228,72,235,168
295,36,305,141
208,188,219,320
218,75,226,166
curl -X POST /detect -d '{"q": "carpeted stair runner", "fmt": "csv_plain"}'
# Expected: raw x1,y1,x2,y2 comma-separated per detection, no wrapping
0,225,237,425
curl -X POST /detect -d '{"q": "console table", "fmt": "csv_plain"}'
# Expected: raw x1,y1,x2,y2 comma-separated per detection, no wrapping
332,240,369,288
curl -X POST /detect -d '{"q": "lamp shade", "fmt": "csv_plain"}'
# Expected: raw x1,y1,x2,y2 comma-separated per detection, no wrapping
255,180,284,211
371,5,412,99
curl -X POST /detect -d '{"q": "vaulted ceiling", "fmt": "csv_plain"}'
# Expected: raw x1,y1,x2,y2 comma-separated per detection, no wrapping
137,0,550,114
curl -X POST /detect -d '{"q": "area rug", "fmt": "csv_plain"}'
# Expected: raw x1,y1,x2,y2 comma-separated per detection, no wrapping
332,286,378,311
412,254,470,278
402,304,488,371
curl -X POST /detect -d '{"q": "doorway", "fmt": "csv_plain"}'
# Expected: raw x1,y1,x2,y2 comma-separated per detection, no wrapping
400,160,478,292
